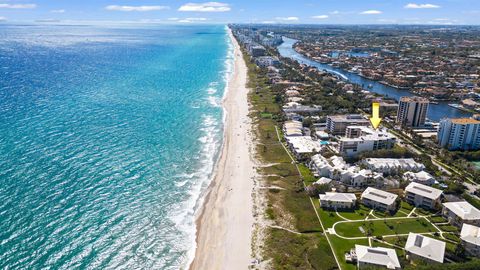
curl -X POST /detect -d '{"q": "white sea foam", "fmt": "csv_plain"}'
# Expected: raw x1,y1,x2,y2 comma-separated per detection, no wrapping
182,25,235,269
169,113,222,268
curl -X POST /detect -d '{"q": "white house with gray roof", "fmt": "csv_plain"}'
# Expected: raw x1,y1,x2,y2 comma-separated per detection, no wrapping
442,201,480,227
405,233,445,263
361,187,398,212
355,245,401,269
460,223,480,257
405,182,442,210
319,192,357,210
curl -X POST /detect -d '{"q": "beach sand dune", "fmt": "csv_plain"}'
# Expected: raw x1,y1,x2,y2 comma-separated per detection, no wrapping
189,28,255,270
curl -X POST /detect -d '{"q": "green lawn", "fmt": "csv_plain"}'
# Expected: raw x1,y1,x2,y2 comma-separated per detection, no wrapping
429,215,448,223
319,208,344,229
373,209,408,218
334,217,438,238
438,224,460,233
338,205,371,220
329,235,368,270
297,163,317,185
400,201,414,211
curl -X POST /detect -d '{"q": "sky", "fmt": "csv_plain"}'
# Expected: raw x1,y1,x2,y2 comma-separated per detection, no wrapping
0,0,479,25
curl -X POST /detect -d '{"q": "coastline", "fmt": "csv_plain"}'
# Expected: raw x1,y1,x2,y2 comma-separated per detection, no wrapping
189,27,255,269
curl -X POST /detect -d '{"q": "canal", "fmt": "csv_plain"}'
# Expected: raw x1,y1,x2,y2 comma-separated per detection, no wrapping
277,37,471,121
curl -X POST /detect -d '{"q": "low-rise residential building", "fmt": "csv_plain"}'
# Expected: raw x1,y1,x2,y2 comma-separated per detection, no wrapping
355,245,401,270
282,102,322,114
314,177,332,186
319,192,357,210
460,223,480,257
405,233,445,263
283,120,303,137
285,136,321,160
337,126,396,157
326,114,370,135
361,158,425,175
361,187,398,212
255,56,280,68
442,201,480,227
405,182,442,210
403,171,435,186
309,154,383,187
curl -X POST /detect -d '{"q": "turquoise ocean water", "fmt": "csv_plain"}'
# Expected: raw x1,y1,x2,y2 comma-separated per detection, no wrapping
0,24,232,269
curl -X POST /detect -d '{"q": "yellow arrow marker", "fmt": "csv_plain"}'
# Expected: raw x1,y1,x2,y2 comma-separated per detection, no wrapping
370,102,382,129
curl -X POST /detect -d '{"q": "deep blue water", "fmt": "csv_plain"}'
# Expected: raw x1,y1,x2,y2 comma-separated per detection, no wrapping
0,24,232,269
278,37,471,121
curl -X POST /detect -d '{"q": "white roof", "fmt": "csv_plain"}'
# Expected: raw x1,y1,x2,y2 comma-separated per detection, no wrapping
443,201,480,221
404,171,434,182
361,187,398,206
320,192,356,203
315,177,332,185
405,182,443,200
285,136,322,154
405,233,445,263
355,245,400,269
364,158,425,171
460,223,480,246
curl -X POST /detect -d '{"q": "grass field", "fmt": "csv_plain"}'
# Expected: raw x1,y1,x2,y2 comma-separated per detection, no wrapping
334,217,437,238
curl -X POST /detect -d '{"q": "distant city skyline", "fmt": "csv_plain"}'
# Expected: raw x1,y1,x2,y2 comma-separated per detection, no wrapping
0,0,479,25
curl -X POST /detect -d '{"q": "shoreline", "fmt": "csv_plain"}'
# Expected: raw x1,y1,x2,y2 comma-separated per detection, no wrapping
189,27,255,270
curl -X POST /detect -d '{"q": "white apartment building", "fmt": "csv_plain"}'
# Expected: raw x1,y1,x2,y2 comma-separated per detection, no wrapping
337,126,396,157
405,233,445,263
355,245,401,270
442,201,480,227
437,118,480,150
326,114,370,135
460,223,480,257
361,158,425,175
396,96,429,127
405,182,442,210
319,192,357,210
361,187,398,212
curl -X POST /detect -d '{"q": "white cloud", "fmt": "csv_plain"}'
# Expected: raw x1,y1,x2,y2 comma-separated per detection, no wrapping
0,4,37,9
312,15,329,19
260,20,276,24
51,9,65,13
405,3,440,9
178,2,231,12
360,10,382,15
105,5,169,12
330,10,340,15
275,16,299,21
169,17,209,23
0,16,6,21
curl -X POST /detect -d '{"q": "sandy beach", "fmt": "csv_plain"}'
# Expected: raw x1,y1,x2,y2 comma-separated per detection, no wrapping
189,28,255,270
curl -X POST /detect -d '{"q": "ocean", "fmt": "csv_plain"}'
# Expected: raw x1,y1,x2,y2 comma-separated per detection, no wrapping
0,24,232,269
